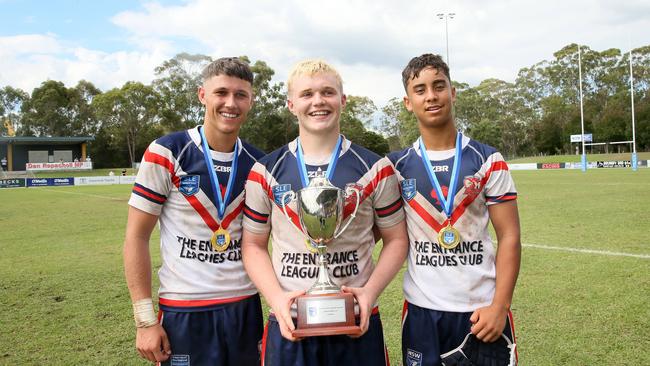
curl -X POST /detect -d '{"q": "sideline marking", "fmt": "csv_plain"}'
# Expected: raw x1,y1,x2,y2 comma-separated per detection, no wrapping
523,243,650,259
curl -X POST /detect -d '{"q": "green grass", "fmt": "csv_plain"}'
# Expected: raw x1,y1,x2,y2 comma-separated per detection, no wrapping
508,151,650,164
1,169,649,365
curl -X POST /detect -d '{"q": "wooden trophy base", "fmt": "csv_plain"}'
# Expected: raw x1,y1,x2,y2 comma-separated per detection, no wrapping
292,292,362,338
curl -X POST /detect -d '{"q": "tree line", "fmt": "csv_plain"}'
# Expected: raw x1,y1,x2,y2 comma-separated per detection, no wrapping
1,44,648,168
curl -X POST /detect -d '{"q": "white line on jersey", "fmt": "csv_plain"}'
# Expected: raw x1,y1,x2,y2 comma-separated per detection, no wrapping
523,243,650,259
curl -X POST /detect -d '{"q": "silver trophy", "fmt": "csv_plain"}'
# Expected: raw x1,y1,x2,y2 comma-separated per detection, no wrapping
281,177,361,294
280,177,362,336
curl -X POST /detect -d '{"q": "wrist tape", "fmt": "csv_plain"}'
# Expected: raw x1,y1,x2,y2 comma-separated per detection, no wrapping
132,298,158,328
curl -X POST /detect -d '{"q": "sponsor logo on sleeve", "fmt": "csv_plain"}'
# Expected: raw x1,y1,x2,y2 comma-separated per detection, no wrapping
272,184,292,206
401,179,417,201
179,175,200,196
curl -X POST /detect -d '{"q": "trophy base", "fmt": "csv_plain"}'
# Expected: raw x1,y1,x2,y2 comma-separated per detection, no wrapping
292,292,361,337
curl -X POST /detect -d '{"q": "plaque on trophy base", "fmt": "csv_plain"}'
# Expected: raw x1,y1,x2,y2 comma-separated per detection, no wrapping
293,292,361,337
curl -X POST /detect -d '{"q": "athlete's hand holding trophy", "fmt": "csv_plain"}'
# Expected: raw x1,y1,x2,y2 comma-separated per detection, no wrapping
280,176,362,337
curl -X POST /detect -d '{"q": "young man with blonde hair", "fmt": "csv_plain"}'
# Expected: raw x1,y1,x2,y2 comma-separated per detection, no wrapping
242,59,408,365
124,57,265,365
389,53,521,365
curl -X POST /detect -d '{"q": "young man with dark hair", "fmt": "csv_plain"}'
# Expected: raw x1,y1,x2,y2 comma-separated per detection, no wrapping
389,53,521,366
242,59,408,366
123,57,265,365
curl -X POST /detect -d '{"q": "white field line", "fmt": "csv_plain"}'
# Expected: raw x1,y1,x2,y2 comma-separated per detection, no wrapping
523,243,650,259
37,187,124,201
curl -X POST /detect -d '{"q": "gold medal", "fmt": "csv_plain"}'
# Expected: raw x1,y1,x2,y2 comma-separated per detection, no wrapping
305,238,319,253
438,224,461,249
211,227,231,252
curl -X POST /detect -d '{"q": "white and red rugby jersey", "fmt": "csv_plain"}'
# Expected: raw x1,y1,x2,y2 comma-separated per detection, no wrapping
387,135,517,312
243,136,404,293
128,126,265,303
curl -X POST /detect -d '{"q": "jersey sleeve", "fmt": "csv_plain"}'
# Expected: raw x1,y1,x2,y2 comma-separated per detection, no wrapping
371,157,405,228
128,140,175,215
242,162,272,234
483,152,517,205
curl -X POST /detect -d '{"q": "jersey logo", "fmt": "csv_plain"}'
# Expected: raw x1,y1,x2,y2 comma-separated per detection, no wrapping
406,348,422,366
170,354,190,366
401,179,417,201
179,175,200,196
463,176,481,198
344,182,363,205
272,184,292,206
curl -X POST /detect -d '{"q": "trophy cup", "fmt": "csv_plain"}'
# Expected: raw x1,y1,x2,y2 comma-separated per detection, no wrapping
280,176,362,337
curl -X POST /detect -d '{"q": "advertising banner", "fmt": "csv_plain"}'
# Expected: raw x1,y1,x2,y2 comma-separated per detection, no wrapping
52,177,74,186
565,162,598,169
119,175,137,185
570,134,593,143
26,162,93,171
509,163,538,170
595,161,631,168
537,163,566,169
74,176,120,186
27,178,75,187
0,178,26,188
27,178,50,187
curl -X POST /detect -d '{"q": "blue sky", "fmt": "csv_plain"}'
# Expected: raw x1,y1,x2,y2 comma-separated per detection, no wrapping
0,0,189,52
1,0,649,107
1,1,131,51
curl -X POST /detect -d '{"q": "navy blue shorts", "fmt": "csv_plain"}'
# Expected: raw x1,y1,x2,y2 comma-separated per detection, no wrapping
402,301,518,366
159,294,263,366
262,310,389,366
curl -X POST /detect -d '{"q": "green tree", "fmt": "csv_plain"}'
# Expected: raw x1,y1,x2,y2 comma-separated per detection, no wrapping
92,82,162,167
153,53,212,132
20,80,72,136
0,86,29,136
340,95,389,154
68,80,102,136
635,94,650,150
240,58,297,152
380,97,419,149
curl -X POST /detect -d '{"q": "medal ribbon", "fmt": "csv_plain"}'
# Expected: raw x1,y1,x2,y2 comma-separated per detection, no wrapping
295,135,343,188
418,132,463,221
199,126,239,222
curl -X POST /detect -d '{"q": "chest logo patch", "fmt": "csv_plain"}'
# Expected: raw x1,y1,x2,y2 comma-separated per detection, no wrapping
272,184,292,206
463,176,481,198
179,175,200,196
401,179,417,201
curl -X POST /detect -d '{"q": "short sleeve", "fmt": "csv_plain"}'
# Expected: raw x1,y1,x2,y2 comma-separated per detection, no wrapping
483,152,517,205
371,157,405,228
242,162,272,234
128,140,175,215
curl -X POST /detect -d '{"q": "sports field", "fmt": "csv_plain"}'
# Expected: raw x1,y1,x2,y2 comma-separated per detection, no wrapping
1,168,648,365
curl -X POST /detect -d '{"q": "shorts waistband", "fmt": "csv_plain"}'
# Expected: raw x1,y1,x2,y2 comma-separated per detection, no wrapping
159,294,257,312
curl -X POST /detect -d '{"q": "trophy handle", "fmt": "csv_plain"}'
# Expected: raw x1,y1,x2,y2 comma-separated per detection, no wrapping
280,190,301,233
334,186,361,239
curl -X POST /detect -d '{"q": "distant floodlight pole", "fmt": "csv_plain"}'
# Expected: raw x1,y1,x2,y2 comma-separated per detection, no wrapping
578,45,587,172
437,12,455,66
629,48,638,171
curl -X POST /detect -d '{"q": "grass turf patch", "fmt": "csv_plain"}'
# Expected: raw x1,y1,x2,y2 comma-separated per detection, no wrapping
1,168,648,365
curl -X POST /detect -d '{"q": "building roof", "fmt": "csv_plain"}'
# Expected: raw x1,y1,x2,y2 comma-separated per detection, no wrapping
0,136,94,145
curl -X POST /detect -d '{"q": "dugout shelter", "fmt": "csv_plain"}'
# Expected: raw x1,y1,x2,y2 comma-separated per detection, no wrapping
0,136,94,171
